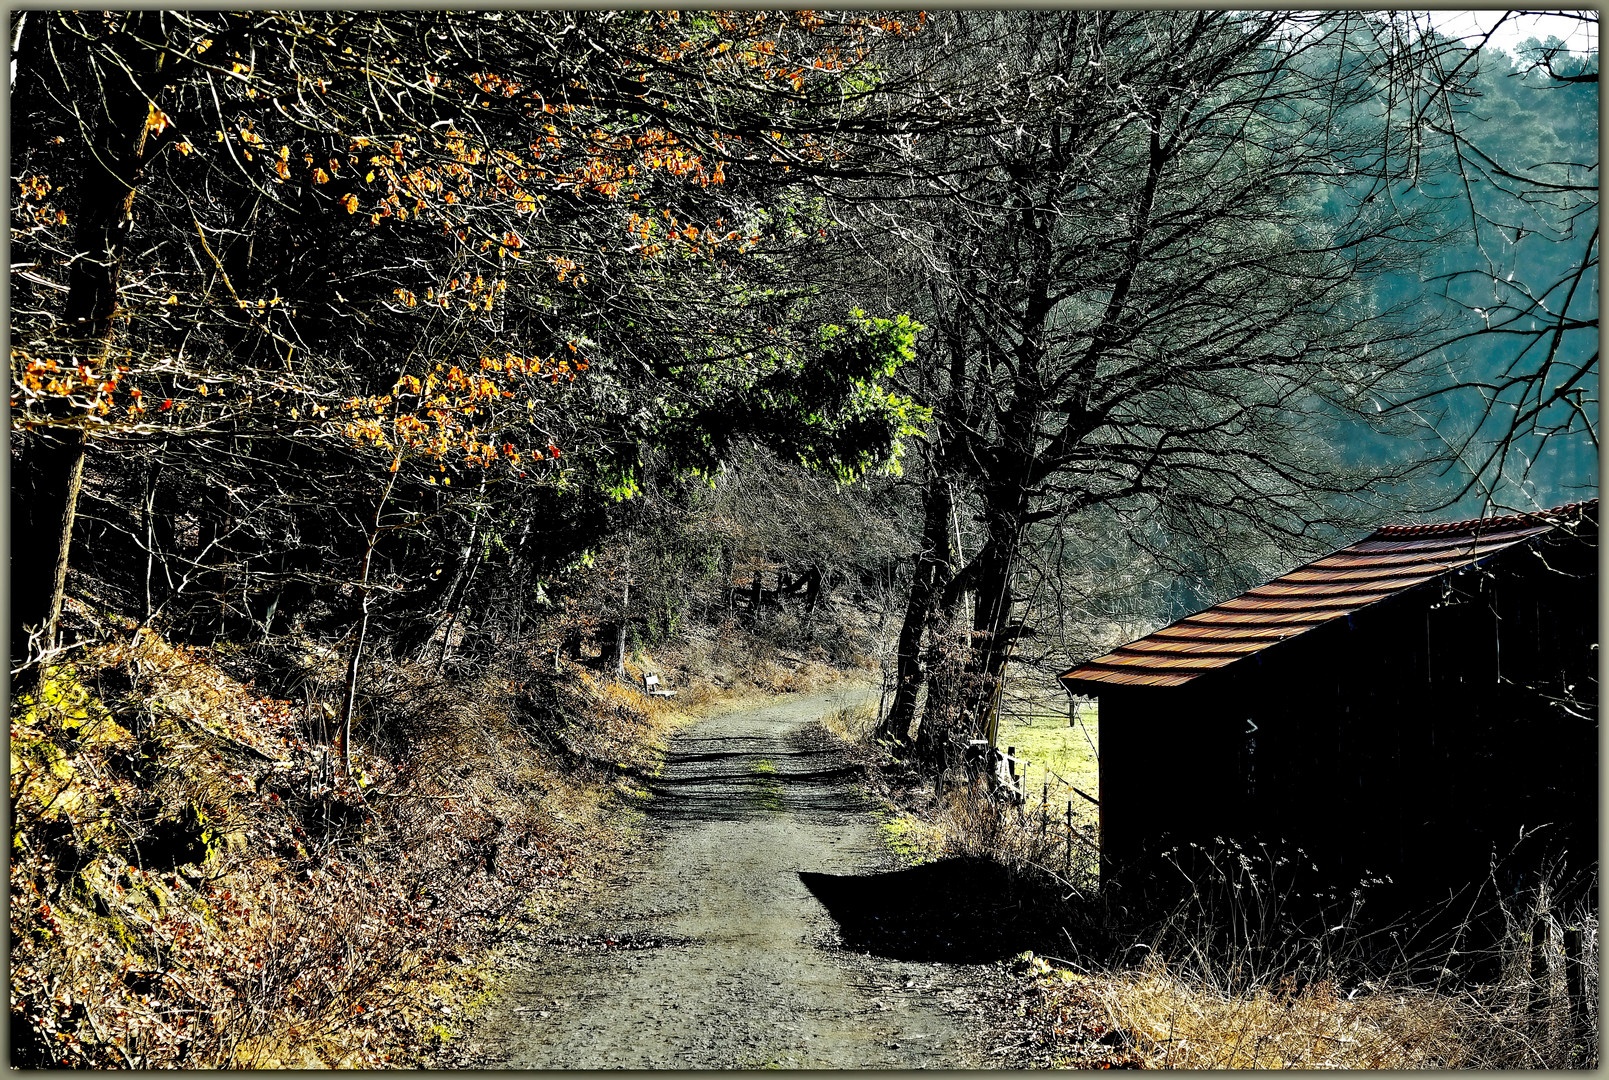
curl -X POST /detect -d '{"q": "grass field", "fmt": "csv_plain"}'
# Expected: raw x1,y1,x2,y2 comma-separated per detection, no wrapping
994,692,1100,828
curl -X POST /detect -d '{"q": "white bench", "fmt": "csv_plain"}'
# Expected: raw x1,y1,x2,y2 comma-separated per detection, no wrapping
642,673,677,697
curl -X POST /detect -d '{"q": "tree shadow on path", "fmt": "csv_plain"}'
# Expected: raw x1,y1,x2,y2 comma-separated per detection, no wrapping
646,730,868,823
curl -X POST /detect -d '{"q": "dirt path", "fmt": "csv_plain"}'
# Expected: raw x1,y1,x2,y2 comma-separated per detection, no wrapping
449,686,1021,1068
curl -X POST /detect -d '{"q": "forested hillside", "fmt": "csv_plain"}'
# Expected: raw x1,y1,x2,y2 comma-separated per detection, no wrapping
1364,34,1598,513
10,10,1596,1067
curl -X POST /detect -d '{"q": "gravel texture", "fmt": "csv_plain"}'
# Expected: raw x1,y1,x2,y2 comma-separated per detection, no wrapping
447,686,1028,1069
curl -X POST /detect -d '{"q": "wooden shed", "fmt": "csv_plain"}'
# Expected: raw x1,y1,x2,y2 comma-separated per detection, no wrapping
1060,501,1598,901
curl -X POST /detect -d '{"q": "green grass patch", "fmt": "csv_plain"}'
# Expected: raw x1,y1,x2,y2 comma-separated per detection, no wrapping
879,810,943,865
995,701,1099,821
750,758,784,813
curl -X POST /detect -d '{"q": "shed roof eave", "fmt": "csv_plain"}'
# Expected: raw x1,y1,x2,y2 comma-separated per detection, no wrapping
1059,671,1201,692
1058,499,1595,687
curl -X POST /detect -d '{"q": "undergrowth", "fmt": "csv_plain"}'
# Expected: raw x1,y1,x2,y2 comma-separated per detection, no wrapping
1069,869,1599,1069
9,623,683,1068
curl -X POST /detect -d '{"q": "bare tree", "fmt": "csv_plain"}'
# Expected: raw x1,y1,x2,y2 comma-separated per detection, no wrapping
853,11,1444,760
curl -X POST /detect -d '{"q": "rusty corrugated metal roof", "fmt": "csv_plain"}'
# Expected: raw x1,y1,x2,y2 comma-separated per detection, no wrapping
1060,500,1596,689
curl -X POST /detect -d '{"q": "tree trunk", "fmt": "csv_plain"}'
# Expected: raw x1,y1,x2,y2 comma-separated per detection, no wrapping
40,436,89,656
876,476,955,745
611,532,632,676
337,592,370,779
15,12,166,671
748,556,764,625
140,454,161,627
603,621,627,678
804,566,822,612
434,492,486,670
910,608,968,767
909,478,1028,766
436,546,484,672
437,480,486,618
959,496,1028,741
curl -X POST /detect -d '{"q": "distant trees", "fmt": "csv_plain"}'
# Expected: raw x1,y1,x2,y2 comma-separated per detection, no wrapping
557,443,916,680
1369,13,1598,509
857,11,1446,762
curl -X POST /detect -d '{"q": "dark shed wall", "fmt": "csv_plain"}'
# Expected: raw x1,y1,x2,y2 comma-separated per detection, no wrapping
1080,523,1596,901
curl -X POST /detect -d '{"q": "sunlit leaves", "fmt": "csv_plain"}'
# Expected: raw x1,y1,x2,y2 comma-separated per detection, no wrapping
10,7,931,510
337,352,578,475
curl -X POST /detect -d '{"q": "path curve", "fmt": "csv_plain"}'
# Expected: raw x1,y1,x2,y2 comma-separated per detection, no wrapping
456,685,1001,1069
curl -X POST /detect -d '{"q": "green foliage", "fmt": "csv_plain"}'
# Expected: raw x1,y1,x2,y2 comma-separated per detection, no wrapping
629,309,929,487
14,664,119,741
879,810,943,866
749,761,785,813
741,310,929,480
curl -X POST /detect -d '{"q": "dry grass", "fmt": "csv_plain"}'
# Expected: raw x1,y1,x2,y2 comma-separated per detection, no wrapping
1094,963,1466,1068
927,783,1097,888
1020,857,1600,1070
1056,896,1598,1070
8,625,701,1068
821,699,880,745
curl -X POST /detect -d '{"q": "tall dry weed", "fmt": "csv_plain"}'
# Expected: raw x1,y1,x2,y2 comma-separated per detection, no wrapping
1096,962,1466,1068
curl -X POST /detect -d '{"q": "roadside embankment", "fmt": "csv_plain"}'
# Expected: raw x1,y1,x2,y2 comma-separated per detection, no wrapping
9,611,873,1068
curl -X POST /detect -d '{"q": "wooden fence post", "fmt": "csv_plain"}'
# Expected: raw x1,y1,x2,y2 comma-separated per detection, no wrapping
1019,760,1029,821
1564,926,1585,1053
1529,917,1552,1038
1065,800,1072,880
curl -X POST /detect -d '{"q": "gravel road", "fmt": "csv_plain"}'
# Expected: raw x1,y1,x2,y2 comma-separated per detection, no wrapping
452,685,1018,1069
